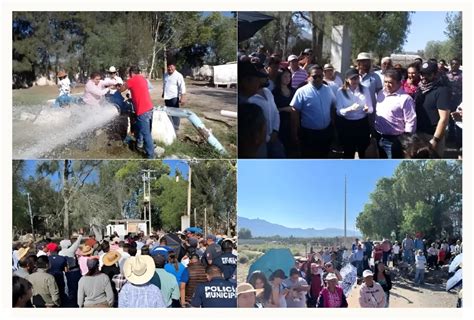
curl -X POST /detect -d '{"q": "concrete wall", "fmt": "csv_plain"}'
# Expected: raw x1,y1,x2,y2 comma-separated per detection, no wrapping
331,25,352,73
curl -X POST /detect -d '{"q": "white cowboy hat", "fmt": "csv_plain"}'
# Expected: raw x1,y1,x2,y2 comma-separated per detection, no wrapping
123,255,155,285
108,66,118,73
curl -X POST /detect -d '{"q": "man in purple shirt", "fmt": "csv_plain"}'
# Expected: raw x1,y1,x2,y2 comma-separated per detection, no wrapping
288,55,308,89
374,69,416,158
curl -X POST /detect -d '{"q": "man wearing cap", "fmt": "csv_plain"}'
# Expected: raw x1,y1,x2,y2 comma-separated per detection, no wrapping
290,64,336,158
300,48,316,71
414,61,451,157
152,254,180,307
203,234,223,266
374,69,416,158
105,66,124,95
162,62,186,131
356,52,383,116
26,255,61,307
375,57,393,84
119,255,166,308
191,265,236,307
288,54,308,89
47,243,68,305
213,239,237,283
323,63,343,96
59,232,83,258
283,268,309,308
120,65,155,159
237,283,261,308
359,270,386,308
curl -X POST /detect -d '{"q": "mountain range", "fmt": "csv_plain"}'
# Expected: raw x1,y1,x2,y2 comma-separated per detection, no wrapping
239,216,361,238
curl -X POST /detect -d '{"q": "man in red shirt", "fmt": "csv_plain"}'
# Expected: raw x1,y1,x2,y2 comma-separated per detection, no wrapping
121,66,155,158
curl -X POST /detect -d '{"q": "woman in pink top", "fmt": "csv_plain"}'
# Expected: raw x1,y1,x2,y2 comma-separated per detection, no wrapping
401,63,420,98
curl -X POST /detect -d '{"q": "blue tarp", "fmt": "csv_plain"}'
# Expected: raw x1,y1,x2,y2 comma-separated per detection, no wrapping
248,248,295,281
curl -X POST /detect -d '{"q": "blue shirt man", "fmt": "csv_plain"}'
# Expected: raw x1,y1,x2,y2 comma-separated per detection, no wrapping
290,65,336,158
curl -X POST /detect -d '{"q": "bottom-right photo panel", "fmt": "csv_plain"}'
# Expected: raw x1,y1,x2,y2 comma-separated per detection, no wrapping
237,160,462,308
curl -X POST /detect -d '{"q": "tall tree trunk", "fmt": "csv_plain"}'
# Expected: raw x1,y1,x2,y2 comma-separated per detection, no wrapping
149,14,161,80
62,160,71,238
163,44,167,78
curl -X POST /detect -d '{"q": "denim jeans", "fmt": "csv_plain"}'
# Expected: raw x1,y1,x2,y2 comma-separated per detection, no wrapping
415,268,425,284
136,110,154,159
403,249,414,264
377,135,402,159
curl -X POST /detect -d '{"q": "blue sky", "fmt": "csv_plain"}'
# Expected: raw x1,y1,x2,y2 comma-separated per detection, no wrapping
21,160,190,186
403,11,453,52
237,160,401,231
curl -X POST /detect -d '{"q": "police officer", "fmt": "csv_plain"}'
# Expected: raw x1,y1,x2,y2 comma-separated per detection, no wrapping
202,234,222,266
190,265,236,308
214,239,237,283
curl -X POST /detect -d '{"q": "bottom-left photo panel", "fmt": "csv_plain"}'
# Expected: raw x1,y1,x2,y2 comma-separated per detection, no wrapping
12,159,237,308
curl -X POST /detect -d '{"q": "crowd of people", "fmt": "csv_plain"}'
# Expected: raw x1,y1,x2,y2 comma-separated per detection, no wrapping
238,46,463,159
238,234,462,308
12,228,237,308
51,63,186,159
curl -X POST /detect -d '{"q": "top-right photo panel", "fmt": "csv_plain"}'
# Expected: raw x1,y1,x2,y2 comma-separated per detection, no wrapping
238,11,462,159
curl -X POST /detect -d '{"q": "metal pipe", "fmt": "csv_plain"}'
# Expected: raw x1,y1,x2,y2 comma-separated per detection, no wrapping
154,106,228,155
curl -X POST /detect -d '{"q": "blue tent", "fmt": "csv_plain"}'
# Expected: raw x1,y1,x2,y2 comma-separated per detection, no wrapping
248,248,295,281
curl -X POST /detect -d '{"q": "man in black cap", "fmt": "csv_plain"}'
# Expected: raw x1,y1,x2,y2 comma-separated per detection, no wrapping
213,239,237,283
202,234,222,266
190,265,236,308
414,61,451,157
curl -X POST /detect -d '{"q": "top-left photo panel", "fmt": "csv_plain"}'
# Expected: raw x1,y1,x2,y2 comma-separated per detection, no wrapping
12,12,237,160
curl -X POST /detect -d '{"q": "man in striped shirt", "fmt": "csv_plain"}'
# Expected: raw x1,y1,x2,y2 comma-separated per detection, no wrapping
288,55,308,89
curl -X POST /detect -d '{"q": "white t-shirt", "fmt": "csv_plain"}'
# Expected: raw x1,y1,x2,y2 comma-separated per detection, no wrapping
163,71,186,100
336,85,373,120
58,77,71,96
248,88,280,142
392,244,400,255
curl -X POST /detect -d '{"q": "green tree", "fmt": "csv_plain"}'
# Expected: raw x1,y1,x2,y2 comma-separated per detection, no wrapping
239,228,252,239
400,202,435,237
444,12,462,60
356,160,461,241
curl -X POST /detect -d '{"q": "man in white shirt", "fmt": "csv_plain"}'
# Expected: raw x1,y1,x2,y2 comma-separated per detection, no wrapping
105,66,124,95
163,63,186,131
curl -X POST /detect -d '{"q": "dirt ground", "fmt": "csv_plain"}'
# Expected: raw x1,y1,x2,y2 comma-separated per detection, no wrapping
12,79,237,159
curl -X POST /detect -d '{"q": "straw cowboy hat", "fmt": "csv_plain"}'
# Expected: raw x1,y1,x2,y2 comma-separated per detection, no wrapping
123,255,156,285
237,283,263,296
103,251,121,267
80,245,94,256
17,247,29,260
57,70,67,78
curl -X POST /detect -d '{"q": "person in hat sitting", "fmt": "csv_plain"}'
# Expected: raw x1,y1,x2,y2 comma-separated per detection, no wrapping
119,255,166,308
52,70,83,107
358,269,386,308
77,258,114,308
316,272,348,308
190,265,236,308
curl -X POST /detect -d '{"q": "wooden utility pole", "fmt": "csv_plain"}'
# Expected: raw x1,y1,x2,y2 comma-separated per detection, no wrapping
27,193,35,242
344,175,347,244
